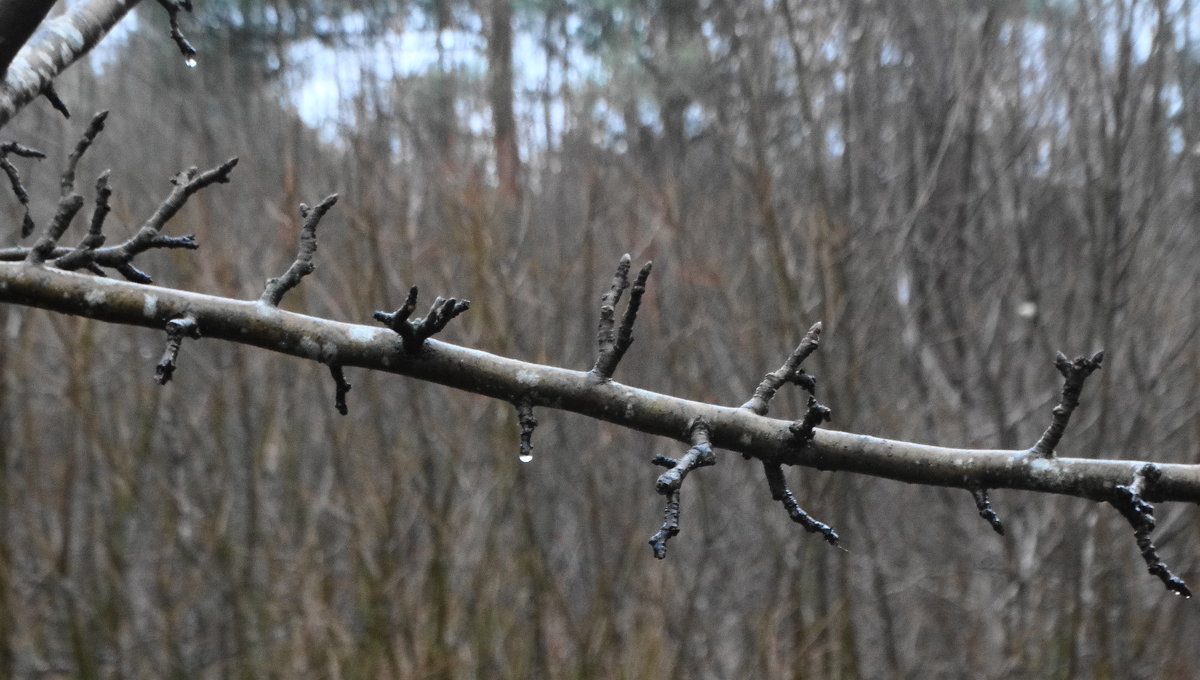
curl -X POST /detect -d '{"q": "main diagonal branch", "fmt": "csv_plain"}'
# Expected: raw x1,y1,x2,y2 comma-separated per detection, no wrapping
2,260,1198,505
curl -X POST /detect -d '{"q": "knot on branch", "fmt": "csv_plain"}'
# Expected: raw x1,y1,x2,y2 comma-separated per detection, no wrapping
155,314,200,384
1110,464,1190,597
742,322,822,416
260,194,339,306
590,253,653,382
373,286,470,353
648,418,715,559
1027,350,1103,459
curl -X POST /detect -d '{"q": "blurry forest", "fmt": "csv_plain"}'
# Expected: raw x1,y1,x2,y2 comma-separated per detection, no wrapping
2,0,1200,677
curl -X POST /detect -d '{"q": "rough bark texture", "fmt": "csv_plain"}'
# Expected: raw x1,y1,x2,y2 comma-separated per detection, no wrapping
2,260,1197,506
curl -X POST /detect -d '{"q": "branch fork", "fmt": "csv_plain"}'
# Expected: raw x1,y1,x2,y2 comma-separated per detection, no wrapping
649,417,715,559
590,253,653,382
373,286,470,353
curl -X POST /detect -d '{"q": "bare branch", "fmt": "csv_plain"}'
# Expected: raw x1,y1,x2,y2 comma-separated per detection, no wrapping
0,138,44,237
155,314,199,384
1109,464,1191,597
762,461,840,546
260,194,339,306
969,486,1005,535
516,396,537,462
328,363,351,415
155,0,197,65
742,322,822,415
590,253,652,381
1027,350,1104,459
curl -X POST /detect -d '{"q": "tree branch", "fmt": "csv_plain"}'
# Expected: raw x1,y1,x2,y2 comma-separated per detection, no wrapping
0,0,142,129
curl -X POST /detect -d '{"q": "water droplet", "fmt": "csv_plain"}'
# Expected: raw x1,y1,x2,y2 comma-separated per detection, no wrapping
519,453,533,463
184,56,197,68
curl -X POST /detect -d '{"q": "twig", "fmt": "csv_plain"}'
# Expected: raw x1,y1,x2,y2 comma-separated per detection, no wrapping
42,82,70,119
328,363,351,415
26,112,108,263
1109,464,1190,597
590,253,653,381
648,418,715,558
373,286,470,353
516,397,537,462
742,322,822,415
155,0,197,63
155,314,200,384
260,194,339,306
762,461,840,546
1027,350,1104,459
969,486,1005,535
0,139,45,238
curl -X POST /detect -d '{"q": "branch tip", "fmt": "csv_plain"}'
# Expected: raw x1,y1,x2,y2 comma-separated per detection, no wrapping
969,486,1005,535
1027,349,1104,459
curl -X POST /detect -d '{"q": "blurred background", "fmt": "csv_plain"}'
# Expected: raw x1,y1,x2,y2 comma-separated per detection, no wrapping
2,0,1199,677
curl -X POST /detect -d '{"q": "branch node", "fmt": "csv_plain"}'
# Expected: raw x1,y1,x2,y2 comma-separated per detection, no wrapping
155,314,200,384
742,322,822,415
1026,350,1103,459
328,363,351,415
260,193,339,306
590,254,653,381
1110,464,1190,597
515,397,538,462
373,286,470,352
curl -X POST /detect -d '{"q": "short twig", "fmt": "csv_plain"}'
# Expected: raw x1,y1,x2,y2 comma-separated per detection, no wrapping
260,194,339,306
42,82,70,119
328,363,351,415
742,322,822,415
156,315,200,384
1110,464,1190,597
762,461,840,546
1027,350,1103,459
0,140,46,238
373,286,470,353
590,253,653,381
968,486,1005,535
156,0,198,62
515,397,538,462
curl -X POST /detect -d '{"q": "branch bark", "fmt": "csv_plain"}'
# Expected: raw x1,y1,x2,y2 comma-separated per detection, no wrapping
2,260,1198,506
0,0,141,129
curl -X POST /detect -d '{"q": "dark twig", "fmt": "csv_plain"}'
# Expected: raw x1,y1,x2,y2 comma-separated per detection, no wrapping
762,461,840,546
0,140,45,238
155,315,200,384
260,194,339,306
590,253,653,381
742,322,822,415
155,0,198,63
1027,350,1103,459
328,363,351,415
373,286,470,353
42,82,70,119
648,418,716,558
969,486,1005,535
1110,464,1190,597
27,112,108,264
516,397,538,462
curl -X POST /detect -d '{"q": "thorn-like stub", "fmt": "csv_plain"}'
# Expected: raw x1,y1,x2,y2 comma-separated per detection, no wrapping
375,285,470,352
1028,348,1104,459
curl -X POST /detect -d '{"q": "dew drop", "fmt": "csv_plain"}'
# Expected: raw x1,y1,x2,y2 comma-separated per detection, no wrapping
519,453,533,463
184,56,197,68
